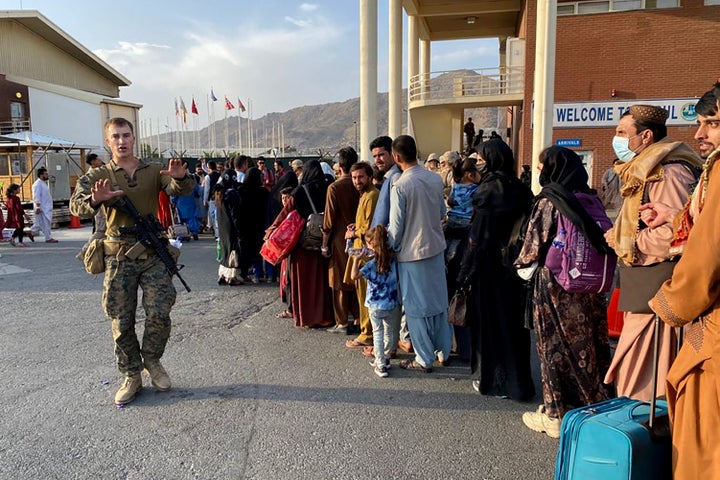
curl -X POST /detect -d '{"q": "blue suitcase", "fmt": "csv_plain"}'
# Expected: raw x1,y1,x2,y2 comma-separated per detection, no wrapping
554,397,671,479
554,315,673,479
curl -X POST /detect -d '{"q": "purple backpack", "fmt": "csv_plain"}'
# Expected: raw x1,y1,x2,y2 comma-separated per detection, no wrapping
545,192,616,293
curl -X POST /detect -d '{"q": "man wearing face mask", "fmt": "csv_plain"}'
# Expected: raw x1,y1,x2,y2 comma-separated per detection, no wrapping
602,105,702,402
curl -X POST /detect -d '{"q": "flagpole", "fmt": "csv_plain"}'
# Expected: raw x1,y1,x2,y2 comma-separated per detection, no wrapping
237,108,242,153
224,104,228,154
205,94,210,152
246,99,251,156
156,117,160,156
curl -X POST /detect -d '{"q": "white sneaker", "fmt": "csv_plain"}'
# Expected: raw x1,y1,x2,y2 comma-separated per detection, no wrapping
522,405,561,439
369,358,391,369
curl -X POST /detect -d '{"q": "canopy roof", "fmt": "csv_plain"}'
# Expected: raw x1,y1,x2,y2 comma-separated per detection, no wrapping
0,131,97,150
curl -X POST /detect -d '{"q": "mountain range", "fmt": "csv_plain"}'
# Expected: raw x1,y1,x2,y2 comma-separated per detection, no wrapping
141,71,506,156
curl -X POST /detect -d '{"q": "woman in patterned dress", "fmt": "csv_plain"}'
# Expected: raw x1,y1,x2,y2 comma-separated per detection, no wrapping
516,146,612,438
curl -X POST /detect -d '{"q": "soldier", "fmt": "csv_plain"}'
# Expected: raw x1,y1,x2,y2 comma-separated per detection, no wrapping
70,118,195,405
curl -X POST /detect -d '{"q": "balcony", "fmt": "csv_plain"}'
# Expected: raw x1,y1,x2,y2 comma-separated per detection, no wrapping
408,66,524,109
0,119,31,135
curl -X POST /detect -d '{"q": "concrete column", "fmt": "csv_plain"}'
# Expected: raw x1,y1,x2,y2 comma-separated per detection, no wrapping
360,0,378,161
419,38,431,100
388,0,402,138
407,15,419,138
530,0,557,193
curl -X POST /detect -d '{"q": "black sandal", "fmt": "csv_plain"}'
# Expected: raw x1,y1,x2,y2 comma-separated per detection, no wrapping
399,359,432,373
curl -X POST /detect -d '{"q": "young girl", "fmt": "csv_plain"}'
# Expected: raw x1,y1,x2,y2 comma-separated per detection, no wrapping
4,184,32,247
351,225,401,378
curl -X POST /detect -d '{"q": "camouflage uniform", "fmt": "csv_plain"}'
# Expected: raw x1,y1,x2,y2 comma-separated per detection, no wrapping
70,159,195,375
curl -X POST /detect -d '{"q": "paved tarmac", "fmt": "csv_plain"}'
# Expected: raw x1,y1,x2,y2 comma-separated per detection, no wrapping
0,226,557,479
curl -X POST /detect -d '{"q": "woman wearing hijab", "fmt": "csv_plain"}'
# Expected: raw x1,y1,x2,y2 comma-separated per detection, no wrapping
238,167,270,283
289,159,334,328
515,146,612,438
457,138,535,401
215,169,243,285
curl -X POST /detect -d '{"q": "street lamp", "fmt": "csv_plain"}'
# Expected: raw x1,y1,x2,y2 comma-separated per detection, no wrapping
353,121,358,150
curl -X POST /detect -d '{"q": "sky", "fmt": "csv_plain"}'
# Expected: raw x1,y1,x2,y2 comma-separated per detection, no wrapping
2,0,499,131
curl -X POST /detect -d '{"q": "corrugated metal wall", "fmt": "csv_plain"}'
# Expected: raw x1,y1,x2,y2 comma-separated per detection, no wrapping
0,19,118,97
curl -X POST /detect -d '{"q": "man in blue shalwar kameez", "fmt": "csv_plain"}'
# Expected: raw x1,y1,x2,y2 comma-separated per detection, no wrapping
388,135,452,372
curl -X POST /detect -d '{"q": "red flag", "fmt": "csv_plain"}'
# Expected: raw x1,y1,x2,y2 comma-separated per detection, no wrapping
174,98,179,116
224,96,234,110
238,99,246,113
191,97,198,115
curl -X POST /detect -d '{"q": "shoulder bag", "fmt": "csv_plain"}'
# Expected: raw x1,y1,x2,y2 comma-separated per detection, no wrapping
617,260,678,314
300,185,324,251
448,287,469,327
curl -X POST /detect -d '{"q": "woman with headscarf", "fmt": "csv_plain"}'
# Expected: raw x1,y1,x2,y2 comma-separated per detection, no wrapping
457,138,535,401
515,146,612,438
238,167,270,283
265,169,300,289
215,169,243,285
288,159,334,328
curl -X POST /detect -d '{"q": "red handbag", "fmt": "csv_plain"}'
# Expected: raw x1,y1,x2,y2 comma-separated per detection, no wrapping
260,210,305,265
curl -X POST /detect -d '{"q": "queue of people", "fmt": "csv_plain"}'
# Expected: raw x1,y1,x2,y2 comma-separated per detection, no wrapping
65,86,720,477
266,92,720,477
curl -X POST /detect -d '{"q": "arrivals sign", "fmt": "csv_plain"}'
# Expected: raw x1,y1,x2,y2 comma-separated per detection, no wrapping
552,98,698,128
556,138,581,147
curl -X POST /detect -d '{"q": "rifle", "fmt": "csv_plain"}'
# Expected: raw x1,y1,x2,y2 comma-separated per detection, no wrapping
112,195,192,292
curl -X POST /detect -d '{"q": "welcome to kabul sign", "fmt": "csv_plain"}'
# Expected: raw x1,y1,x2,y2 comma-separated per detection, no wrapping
536,98,698,128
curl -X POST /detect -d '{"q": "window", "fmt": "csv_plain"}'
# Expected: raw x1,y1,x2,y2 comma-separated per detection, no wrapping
557,0,679,15
613,0,642,10
578,1,610,13
558,4,577,15
10,102,25,119
704,0,720,4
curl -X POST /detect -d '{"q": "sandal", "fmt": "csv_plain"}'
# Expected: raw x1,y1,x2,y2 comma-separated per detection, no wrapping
345,339,371,348
275,311,293,319
399,359,432,373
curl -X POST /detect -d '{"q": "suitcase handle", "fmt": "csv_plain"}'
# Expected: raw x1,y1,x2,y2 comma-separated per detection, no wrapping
649,314,661,429
629,402,664,421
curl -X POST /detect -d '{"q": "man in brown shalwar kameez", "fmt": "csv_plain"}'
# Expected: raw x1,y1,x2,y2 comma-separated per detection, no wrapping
645,84,720,479
321,147,361,336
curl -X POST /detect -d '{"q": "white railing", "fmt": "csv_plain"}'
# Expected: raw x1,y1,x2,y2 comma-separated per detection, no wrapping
409,66,524,104
0,119,31,135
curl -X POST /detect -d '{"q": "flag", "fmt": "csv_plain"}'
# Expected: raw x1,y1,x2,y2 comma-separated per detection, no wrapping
224,96,234,110
238,99,246,112
180,97,187,124
174,98,179,116
191,97,198,115
210,88,217,102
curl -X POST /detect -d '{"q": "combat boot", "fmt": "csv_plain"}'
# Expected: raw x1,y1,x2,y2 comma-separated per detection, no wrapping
144,358,171,391
114,373,142,405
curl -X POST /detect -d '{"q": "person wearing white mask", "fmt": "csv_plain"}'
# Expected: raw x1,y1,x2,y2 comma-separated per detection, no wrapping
603,104,702,401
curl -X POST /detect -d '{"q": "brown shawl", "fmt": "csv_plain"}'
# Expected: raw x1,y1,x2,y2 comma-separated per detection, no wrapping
613,139,702,264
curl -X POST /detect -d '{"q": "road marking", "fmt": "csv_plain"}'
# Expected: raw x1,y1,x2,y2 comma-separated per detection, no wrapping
0,263,32,275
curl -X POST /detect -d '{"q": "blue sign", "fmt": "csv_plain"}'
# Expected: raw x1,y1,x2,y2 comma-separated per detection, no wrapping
556,138,581,147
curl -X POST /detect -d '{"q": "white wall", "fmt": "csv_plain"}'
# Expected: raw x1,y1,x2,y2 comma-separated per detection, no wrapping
28,87,103,148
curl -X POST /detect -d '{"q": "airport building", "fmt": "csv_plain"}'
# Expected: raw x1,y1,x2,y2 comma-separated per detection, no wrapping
363,0,720,187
